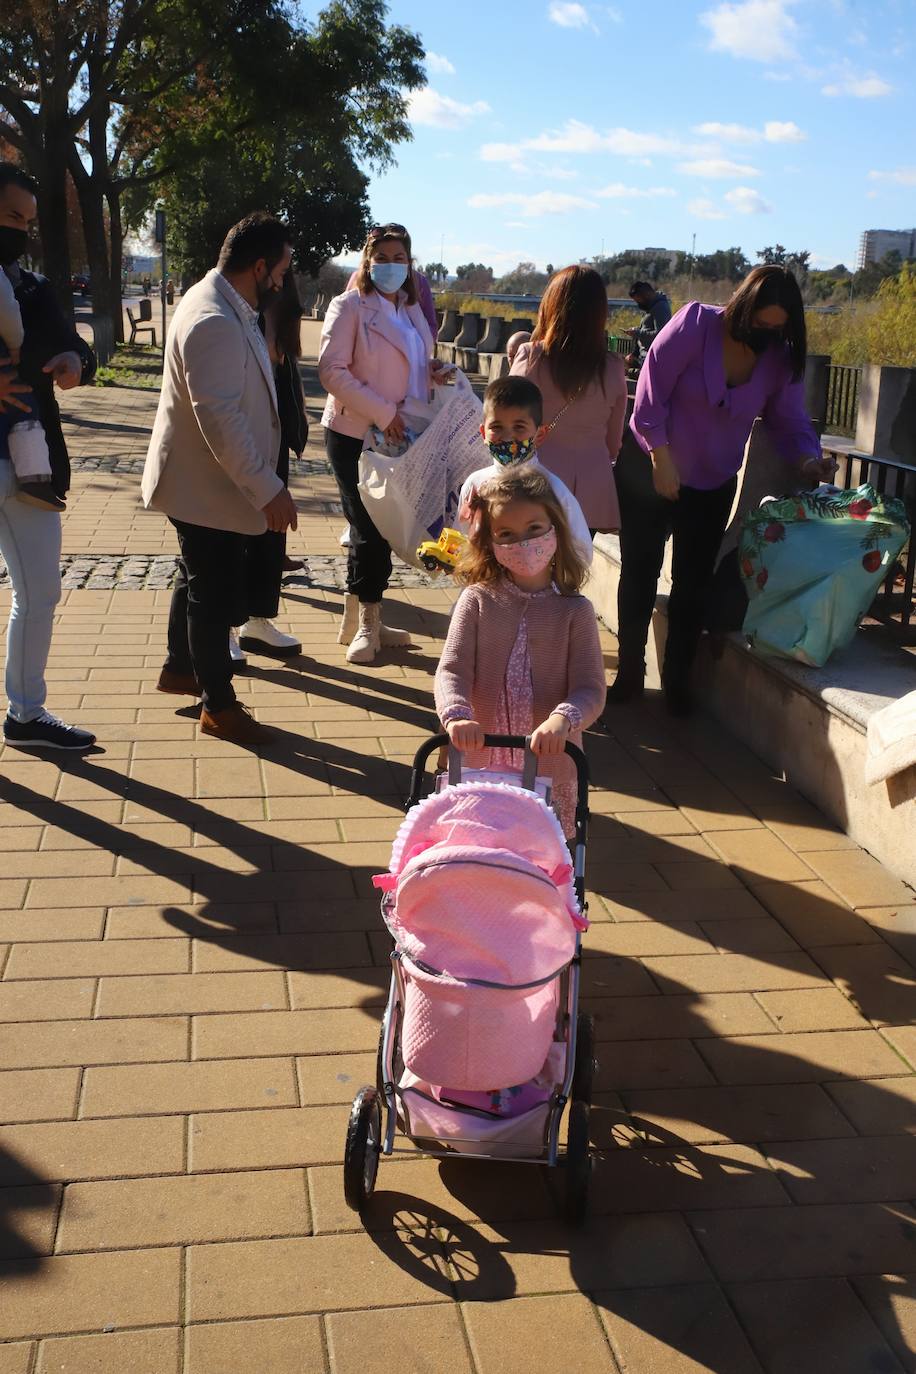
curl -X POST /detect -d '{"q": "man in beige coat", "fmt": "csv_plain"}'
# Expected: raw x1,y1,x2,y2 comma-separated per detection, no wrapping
142,212,297,745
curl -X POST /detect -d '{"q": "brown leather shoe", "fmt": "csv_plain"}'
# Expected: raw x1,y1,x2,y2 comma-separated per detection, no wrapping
157,667,200,696
200,702,274,746
282,555,306,572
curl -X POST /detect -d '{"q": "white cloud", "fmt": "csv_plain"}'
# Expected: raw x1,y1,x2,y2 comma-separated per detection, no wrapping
868,167,916,187
468,190,597,217
480,142,519,162
409,88,491,129
689,198,726,220
680,158,760,178
700,0,799,63
527,120,682,157
426,52,456,75
822,71,893,97
692,119,805,144
548,2,597,30
724,185,773,213
597,182,677,198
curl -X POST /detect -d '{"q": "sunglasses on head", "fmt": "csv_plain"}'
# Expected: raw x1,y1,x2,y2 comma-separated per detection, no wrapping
367,223,408,240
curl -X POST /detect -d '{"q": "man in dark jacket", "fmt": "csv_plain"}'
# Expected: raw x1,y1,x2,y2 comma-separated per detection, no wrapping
627,281,672,359
0,161,97,749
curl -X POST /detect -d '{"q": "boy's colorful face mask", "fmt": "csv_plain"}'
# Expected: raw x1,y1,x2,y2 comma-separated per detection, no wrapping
487,436,537,466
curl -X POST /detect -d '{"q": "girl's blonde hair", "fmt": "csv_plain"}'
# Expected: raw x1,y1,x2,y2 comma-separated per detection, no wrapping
458,465,589,595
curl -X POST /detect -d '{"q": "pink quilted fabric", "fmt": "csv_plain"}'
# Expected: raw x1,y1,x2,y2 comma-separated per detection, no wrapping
375,781,585,1090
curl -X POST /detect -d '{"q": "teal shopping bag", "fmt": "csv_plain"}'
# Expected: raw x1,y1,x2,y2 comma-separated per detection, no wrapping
738,484,910,666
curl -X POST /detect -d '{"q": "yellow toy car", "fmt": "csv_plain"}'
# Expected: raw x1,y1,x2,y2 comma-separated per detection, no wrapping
417,527,467,574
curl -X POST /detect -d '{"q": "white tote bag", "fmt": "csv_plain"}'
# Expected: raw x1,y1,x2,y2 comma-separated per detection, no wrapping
357,372,489,568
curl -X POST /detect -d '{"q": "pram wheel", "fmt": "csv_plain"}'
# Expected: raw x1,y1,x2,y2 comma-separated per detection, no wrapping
343,1086,382,1212
565,1099,591,1225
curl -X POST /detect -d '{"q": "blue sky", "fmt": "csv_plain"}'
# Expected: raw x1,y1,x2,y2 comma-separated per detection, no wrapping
326,0,914,275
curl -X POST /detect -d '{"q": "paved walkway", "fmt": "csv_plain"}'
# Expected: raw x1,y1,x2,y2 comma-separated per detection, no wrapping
0,358,914,1374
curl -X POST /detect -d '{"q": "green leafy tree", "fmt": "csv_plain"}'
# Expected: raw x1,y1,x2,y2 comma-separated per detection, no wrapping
423,261,448,284
455,262,494,292
493,261,547,295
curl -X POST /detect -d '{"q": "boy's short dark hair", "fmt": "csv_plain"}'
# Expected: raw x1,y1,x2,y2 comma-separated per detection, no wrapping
482,374,543,426
0,162,39,197
217,212,292,273
629,280,652,296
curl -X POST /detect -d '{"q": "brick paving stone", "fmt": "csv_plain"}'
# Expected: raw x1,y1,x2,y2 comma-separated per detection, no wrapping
287,967,389,1009
190,1105,342,1172
852,1275,916,1372
0,1016,187,1070
642,951,828,994
602,888,771,923
184,1316,324,1374
328,1305,473,1374
104,901,278,939
463,1295,610,1374
186,1233,449,1321
296,1053,377,1106
584,922,715,958
764,1136,916,1204
0,1117,184,1183
755,987,869,1031
585,993,775,1041
882,1025,916,1070
589,1142,789,1212
96,970,287,1017
190,931,370,973
0,1247,182,1340
751,880,883,946
686,1202,916,1282
192,1008,377,1059
825,1077,916,1135
0,1067,79,1123
697,1028,907,1084
80,1057,298,1117
706,829,817,883
577,956,660,997
0,1346,32,1374
0,979,96,1022
0,1184,61,1258
803,850,916,911
698,915,802,954
810,943,916,1027
0,909,105,942
596,1284,762,1374
57,1169,309,1251
595,1040,717,1092
622,1083,857,1145
35,1329,181,1374
727,1278,907,1374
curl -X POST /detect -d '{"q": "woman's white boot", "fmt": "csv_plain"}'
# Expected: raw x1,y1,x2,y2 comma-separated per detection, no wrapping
338,594,411,649
337,593,359,646
346,602,381,664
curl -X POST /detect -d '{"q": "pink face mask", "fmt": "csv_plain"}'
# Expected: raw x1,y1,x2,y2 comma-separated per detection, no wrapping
492,526,557,578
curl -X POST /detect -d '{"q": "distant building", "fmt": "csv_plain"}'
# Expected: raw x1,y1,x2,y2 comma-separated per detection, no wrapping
622,247,682,272
856,228,916,270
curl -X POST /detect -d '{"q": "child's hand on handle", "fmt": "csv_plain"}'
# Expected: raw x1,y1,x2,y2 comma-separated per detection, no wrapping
446,719,485,751
529,713,570,756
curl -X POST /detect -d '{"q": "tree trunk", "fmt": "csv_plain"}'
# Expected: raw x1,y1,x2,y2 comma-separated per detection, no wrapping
34,137,74,319
106,183,125,344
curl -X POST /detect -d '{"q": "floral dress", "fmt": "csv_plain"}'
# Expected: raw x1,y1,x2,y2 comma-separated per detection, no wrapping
489,581,581,836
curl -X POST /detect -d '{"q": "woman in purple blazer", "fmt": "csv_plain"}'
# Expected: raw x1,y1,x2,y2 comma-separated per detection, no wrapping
608,265,836,716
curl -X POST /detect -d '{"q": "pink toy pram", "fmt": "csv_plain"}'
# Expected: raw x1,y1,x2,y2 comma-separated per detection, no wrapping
342,733,596,1224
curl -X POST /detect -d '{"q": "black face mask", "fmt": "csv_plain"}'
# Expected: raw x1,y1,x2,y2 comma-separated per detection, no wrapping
745,327,783,355
0,226,29,266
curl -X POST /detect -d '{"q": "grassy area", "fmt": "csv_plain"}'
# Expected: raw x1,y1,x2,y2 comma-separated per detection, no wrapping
94,344,163,390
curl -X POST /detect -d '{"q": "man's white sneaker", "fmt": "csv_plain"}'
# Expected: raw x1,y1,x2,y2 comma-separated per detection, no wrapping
229,629,247,665
238,617,302,659
339,525,352,547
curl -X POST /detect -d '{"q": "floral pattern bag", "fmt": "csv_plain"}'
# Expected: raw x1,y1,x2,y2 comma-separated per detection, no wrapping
738,484,910,666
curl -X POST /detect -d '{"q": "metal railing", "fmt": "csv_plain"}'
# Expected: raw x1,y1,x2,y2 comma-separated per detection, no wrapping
825,364,861,438
825,446,916,643
607,335,631,356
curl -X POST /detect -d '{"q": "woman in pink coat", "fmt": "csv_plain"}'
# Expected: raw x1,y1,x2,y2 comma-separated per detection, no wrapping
319,223,435,664
510,265,627,533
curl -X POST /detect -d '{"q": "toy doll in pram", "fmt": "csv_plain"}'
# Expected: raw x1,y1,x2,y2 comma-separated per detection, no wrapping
342,733,597,1224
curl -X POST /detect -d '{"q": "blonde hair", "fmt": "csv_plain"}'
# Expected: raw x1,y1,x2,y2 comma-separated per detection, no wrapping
458,465,588,595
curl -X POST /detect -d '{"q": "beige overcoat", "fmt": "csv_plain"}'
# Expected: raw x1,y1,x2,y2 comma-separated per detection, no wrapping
141,269,284,535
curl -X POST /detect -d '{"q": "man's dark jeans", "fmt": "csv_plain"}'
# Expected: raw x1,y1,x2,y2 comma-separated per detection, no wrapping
616,435,737,686
166,518,248,713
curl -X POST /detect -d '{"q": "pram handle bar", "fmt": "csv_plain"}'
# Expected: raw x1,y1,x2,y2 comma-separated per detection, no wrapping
407,733,588,811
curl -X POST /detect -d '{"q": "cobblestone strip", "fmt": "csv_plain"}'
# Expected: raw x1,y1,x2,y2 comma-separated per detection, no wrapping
0,554,436,591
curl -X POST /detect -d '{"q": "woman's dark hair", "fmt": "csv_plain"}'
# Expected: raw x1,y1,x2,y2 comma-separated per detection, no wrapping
217,211,292,274
0,162,39,197
724,264,807,382
269,270,304,359
356,223,418,305
531,264,608,399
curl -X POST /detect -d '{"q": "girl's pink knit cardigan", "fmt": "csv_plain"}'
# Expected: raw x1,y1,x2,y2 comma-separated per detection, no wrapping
434,580,607,791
